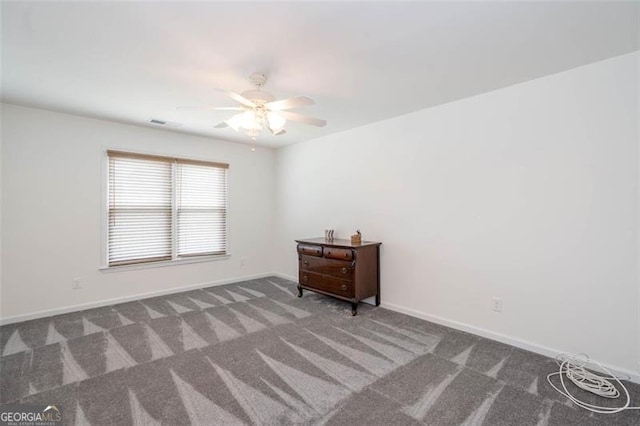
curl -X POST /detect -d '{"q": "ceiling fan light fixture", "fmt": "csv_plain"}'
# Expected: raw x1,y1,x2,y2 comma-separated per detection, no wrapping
181,72,325,141
239,110,260,130
225,113,243,132
267,112,286,133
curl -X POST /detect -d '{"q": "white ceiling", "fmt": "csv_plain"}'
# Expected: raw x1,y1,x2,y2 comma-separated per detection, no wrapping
2,1,638,148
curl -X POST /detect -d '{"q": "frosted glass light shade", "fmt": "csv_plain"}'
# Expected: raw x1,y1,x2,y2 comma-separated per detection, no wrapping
267,112,286,132
226,109,285,139
240,111,261,129
225,113,243,131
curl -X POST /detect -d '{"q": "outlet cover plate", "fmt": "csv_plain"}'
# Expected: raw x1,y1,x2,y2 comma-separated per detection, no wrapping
491,297,503,312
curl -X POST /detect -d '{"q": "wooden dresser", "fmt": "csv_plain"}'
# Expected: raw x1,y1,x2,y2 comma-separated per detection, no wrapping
295,237,382,315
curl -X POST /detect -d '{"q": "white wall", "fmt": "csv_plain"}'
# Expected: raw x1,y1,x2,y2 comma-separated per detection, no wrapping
0,104,3,320
637,49,640,375
274,52,639,374
1,104,275,320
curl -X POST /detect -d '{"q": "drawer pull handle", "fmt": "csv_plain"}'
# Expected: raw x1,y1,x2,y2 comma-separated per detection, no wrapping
341,267,347,274
340,284,348,291
303,275,308,282
303,260,309,265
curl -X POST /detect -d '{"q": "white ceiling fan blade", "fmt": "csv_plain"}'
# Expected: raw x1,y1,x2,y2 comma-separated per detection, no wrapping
215,89,256,108
177,106,243,111
265,96,315,111
214,122,229,128
277,111,327,127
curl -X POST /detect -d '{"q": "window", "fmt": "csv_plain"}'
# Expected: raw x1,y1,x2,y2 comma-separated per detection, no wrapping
107,150,228,267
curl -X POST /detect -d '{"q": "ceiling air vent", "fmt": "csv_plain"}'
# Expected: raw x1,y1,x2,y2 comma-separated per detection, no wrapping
148,119,182,128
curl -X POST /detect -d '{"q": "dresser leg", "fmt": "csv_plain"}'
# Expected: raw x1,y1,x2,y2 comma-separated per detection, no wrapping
376,245,381,307
297,284,303,297
351,302,358,316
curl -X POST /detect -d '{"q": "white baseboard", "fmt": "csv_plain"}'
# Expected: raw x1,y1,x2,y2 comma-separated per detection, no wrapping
0,272,274,326
380,301,640,384
272,272,297,282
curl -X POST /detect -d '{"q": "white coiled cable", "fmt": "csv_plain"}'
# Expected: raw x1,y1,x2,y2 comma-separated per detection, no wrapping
546,353,640,414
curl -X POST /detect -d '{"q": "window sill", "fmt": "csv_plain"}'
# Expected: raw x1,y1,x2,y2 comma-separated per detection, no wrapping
99,254,231,273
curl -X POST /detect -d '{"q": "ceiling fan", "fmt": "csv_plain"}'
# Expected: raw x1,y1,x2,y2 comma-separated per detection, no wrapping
178,73,326,140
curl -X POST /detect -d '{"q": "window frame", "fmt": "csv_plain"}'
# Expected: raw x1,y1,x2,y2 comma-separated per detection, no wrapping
100,149,230,271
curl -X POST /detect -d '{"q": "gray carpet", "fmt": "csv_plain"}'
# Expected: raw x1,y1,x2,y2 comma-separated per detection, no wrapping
1,276,638,425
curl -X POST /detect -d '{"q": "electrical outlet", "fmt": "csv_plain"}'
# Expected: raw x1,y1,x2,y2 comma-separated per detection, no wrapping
72,278,83,290
240,259,246,267
491,297,503,313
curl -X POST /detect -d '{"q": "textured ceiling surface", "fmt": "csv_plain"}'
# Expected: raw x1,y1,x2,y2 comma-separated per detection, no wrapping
2,2,638,147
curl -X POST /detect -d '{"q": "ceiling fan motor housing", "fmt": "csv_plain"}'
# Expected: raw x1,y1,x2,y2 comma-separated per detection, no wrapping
241,89,275,105
242,72,274,106
248,72,267,87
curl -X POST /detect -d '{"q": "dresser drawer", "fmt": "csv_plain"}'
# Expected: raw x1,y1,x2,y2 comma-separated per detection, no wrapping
324,247,354,261
300,255,354,280
299,271,354,298
297,244,323,257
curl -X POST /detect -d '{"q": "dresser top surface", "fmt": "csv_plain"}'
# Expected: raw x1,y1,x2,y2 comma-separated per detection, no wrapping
296,237,381,248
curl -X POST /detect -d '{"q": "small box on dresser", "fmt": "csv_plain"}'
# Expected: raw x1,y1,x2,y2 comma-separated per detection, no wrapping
295,237,382,316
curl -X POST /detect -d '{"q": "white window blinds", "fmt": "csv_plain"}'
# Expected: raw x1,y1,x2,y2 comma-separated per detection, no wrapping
107,151,228,267
177,161,227,257
108,154,173,266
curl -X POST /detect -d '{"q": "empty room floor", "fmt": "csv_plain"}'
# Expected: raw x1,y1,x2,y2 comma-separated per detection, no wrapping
1,277,638,425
